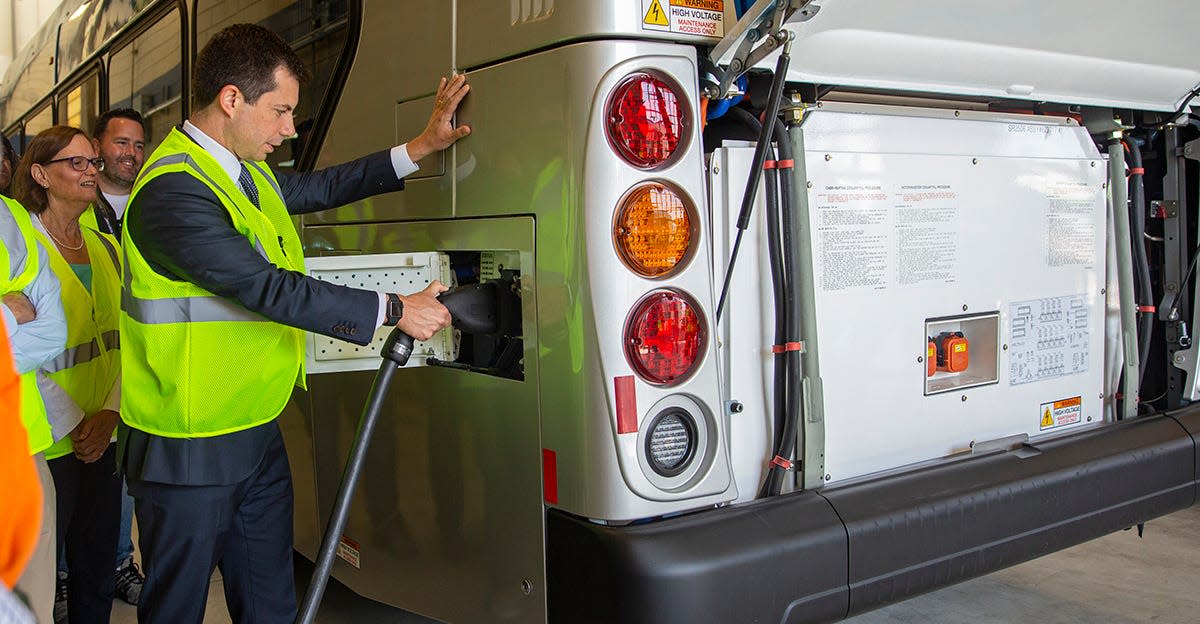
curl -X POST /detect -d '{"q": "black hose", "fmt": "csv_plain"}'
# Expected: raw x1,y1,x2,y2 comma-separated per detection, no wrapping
1126,139,1153,390
727,107,788,459
716,42,793,321
295,327,410,624
765,118,802,497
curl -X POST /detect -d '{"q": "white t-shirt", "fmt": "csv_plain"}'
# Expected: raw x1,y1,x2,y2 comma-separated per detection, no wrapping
101,191,130,220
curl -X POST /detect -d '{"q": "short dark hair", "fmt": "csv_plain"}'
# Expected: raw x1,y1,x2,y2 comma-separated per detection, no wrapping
92,108,145,140
0,134,15,169
192,23,310,108
14,126,87,214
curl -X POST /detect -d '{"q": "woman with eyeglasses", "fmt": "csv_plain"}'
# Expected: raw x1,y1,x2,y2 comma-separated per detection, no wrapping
13,126,122,624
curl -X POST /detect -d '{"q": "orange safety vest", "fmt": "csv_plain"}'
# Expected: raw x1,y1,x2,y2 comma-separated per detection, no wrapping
0,315,43,588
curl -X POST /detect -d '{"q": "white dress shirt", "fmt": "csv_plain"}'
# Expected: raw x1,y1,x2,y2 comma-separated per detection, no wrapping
180,121,419,328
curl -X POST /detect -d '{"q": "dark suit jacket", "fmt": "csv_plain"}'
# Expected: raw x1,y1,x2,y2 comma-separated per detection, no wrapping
127,145,403,346
121,136,406,486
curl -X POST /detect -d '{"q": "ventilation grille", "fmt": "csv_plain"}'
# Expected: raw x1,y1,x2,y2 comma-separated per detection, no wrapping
511,0,554,24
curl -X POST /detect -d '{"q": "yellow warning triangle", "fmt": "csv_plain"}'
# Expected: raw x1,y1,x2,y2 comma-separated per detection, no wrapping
645,0,670,26
1041,408,1054,428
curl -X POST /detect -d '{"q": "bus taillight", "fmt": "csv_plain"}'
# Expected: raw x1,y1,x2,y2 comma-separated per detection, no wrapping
613,182,694,278
624,290,706,386
606,72,689,170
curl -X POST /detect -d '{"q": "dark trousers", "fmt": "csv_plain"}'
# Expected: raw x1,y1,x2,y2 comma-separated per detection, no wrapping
127,430,296,624
48,444,121,624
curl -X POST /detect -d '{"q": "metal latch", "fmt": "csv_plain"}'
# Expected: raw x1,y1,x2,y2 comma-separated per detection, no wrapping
703,0,820,99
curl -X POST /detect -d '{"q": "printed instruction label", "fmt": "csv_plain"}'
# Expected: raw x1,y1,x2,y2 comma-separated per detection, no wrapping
336,535,361,569
1044,181,1098,268
642,0,725,37
814,182,960,292
1008,294,1090,385
1039,396,1083,431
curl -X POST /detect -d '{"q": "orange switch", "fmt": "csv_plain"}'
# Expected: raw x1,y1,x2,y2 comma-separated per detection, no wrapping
936,332,969,373
927,339,937,377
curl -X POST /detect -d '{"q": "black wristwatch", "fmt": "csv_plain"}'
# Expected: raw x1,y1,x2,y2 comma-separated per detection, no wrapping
384,293,404,326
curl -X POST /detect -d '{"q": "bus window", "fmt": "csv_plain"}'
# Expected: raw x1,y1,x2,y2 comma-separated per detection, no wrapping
196,0,351,169
3,126,20,156
25,105,54,145
1,35,56,138
109,9,183,153
62,73,101,134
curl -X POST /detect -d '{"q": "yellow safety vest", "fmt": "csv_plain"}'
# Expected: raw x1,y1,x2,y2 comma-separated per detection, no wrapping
120,127,307,437
39,227,121,459
0,195,52,455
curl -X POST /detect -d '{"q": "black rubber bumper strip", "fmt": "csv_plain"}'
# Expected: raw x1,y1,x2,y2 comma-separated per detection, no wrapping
547,405,1200,624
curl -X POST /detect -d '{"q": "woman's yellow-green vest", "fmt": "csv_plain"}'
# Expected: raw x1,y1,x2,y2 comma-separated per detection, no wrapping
0,195,52,455
39,226,121,460
120,127,307,437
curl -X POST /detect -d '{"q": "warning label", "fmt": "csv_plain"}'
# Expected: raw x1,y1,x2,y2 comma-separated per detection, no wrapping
1039,396,1083,431
336,535,361,569
642,0,725,37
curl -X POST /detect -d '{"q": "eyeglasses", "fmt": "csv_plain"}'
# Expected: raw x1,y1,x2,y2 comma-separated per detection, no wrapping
45,156,105,172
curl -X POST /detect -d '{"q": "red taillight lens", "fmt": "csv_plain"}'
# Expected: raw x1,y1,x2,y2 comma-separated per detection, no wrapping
625,290,706,385
606,72,689,170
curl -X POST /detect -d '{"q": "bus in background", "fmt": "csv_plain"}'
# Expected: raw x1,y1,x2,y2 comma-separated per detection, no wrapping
3,1,1200,622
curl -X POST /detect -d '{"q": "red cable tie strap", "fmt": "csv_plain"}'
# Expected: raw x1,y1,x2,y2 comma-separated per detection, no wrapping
1138,305,1156,313
763,160,777,170
1130,167,1145,175
770,341,804,354
771,456,794,471
775,159,795,169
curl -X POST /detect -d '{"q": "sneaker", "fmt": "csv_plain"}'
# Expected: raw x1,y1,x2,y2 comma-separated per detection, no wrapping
114,556,144,606
53,570,67,624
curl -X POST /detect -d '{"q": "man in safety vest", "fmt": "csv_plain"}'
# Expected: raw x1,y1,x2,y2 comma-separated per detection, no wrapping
119,23,468,623
80,108,146,236
2,180,67,623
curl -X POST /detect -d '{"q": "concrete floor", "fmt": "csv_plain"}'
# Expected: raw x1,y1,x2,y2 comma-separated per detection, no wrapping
110,505,1200,623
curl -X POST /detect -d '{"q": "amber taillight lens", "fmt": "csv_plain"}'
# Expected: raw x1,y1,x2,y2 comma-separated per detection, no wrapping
614,182,694,278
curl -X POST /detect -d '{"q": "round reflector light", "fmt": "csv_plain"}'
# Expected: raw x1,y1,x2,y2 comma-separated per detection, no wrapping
645,408,697,477
625,290,706,385
606,72,689,170
614,182,694,278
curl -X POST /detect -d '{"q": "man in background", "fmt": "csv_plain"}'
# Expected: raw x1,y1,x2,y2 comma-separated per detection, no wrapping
81,109,146,236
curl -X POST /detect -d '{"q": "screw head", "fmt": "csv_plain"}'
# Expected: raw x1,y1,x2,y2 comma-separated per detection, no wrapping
712,164,720,174
1003,344,1008,350
972,158,979,165
917,356,924,363
954,110,961,117
1091,161,1097,167
806,181,813,189
522,579,533,595
824,154,832,161
962,304,969,311
730,401,744,414
961,395,968,402
824,474,832,481
1100,288,1106,295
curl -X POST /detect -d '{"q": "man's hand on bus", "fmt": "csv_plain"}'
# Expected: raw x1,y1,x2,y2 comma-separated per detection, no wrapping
406,74,472,162
396,280,453,341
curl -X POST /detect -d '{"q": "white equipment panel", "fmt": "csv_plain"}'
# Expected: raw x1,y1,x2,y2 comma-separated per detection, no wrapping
304,252,457,374
805,105,1108,482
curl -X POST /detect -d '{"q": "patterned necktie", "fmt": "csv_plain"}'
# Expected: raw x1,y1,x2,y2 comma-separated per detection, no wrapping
238,162,260,209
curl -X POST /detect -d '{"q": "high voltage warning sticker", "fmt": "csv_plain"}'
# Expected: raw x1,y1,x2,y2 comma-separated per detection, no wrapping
642,0,726,37
1039,396,1082,431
